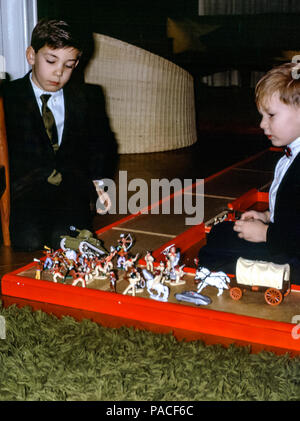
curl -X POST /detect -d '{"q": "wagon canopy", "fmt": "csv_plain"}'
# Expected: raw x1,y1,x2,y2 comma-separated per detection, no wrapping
236,257,290,289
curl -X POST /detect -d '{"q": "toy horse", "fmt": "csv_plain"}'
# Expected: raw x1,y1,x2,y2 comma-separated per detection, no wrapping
142,269,169,302
195,267,230,296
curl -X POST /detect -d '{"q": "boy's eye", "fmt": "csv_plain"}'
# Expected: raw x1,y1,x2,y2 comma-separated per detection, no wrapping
46,60,55,64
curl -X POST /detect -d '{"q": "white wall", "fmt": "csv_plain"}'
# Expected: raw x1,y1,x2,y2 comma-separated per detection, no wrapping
0,0,37,81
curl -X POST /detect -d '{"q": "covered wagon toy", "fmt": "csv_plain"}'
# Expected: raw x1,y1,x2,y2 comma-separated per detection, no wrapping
229,257,291,306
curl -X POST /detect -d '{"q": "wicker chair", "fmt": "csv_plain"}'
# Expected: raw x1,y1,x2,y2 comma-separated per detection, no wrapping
84,33,197,154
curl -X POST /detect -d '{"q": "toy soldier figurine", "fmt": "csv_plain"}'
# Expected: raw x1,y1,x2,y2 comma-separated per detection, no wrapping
116,233,134,269
33,258,43,280
109,270,118,292
104,246,117,273
145,251,154,272
51,262,65,283
122,268,141,296
124,253,139,271
43,246,54,270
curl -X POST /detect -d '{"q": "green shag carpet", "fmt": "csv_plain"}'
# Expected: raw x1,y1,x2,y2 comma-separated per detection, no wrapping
0,302,299,401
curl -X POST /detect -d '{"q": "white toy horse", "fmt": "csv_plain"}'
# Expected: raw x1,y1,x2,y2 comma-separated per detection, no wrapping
195,267,230,296
142,269,169,302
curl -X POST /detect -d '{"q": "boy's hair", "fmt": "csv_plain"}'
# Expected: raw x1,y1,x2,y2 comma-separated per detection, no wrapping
255,62,300,110
30,19,83,57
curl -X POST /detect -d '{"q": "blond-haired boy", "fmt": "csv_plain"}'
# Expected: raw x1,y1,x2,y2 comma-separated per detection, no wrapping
198,63,300,284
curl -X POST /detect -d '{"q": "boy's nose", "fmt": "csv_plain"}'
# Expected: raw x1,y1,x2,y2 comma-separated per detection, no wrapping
54,66,63,76
260,117,267,130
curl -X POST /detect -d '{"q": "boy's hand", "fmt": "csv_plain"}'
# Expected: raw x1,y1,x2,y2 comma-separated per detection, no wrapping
240,210,270,224
233,219,268,243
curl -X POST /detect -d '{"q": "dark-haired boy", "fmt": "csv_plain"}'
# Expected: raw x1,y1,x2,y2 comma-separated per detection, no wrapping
2,19,118,251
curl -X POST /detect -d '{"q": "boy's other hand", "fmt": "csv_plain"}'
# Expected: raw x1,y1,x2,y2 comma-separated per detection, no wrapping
233,219,268,243
240,210,270,224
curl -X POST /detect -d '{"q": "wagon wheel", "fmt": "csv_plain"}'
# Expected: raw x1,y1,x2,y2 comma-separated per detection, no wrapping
230,287,243,301
79,242,88,255
264,288,283,306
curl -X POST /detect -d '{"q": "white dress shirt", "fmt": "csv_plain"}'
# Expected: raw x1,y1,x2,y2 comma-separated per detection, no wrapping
269,137,300,222
30,73,65,146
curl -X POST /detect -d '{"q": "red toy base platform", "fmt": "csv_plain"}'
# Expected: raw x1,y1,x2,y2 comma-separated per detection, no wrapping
1,189,300,356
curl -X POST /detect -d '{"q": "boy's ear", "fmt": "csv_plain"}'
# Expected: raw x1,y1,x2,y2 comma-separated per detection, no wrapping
26,46,36,66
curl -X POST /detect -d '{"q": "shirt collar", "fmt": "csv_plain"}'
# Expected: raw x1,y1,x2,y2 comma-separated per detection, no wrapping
287,137,300,157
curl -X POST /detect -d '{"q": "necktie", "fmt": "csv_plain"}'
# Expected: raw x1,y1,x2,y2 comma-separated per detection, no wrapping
40,94,59,153
284,146,292,158
40,94,62,186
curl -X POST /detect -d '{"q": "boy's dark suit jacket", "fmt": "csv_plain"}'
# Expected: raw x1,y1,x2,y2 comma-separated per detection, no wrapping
198,151,300,282
1,72,118,249
2,72,118,212
267,152,300,259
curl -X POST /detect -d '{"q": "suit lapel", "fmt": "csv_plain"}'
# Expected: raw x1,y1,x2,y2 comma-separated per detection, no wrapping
22,74,55,153
60,83,78,149
276,152,300,199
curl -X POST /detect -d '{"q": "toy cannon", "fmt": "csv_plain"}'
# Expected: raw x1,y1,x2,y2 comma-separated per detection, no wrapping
60,226,108,257
229,257,291,306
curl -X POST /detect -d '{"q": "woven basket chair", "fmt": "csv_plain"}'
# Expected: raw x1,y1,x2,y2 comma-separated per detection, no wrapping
85,33,197,154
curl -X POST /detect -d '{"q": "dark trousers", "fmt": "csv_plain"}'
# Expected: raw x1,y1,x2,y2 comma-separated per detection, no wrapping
198,221,300,285
10,182,93,251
